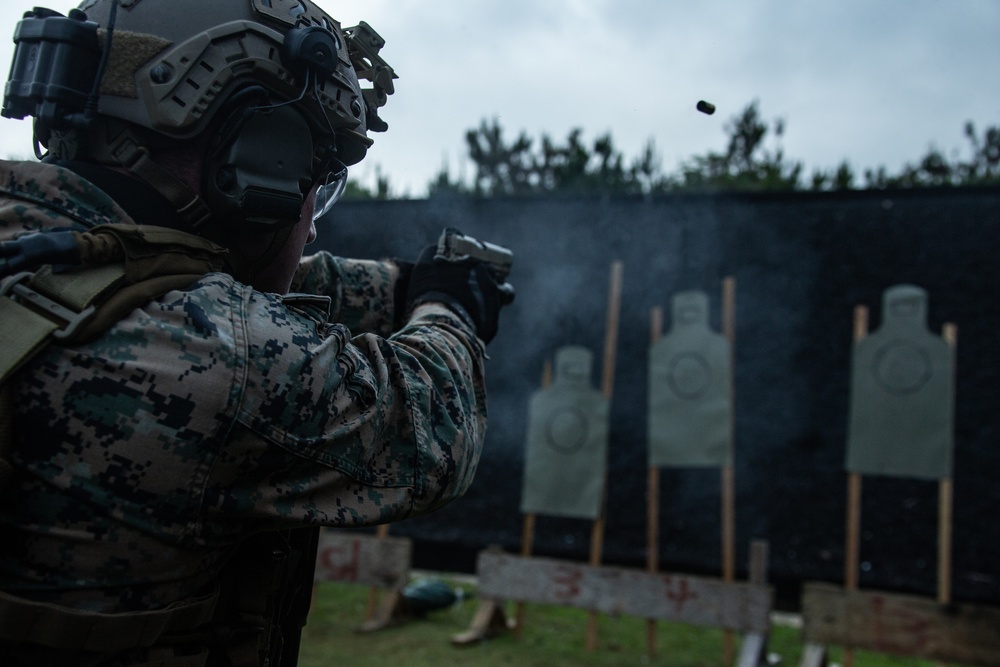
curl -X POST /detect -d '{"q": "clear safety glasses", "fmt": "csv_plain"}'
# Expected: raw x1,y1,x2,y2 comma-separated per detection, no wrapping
312,165,348,222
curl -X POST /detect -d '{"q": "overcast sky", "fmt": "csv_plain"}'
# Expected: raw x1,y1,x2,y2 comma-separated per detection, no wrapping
0,0,996,196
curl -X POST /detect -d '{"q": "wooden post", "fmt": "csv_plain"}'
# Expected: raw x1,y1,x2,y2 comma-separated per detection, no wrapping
646,305,664,659
939,323,957,606
513,513,535,639
522,513,537,559
514,359,553,638
845,473,862,594
586,260,623,652
844,304,868,667
721,277,737,664
736,540,770,667
749,539,768,586
600,261,623,403
364,523,392,620
721,465,736,662
936,473,954,667
541,357,554,391
938,477,953,605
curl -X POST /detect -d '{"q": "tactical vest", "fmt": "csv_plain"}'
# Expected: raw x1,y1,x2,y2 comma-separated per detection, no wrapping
0,225,317,666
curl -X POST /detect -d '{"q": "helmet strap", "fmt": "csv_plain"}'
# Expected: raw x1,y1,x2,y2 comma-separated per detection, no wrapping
87,121,214,231
111,137,214,231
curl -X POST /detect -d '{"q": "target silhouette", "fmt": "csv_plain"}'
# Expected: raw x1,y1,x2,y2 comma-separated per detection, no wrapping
520,346,609,519
846,285,955,480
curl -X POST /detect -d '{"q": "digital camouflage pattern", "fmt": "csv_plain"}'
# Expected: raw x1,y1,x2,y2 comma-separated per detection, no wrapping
0,158,488,613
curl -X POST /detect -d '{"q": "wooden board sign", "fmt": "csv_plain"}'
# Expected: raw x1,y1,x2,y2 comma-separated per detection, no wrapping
802,583,1000,665
476,552,771,633
313,530,411,589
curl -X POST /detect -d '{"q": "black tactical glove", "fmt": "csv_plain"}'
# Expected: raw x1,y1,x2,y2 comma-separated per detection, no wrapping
405,245,502,343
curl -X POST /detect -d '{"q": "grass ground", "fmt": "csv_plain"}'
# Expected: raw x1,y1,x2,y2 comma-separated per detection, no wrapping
299,578,938,667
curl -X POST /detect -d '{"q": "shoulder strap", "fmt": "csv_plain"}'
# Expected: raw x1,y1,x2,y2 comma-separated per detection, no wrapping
0,263,125,384
0,224,227,385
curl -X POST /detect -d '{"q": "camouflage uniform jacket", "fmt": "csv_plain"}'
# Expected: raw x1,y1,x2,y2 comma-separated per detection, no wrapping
0,159,488,613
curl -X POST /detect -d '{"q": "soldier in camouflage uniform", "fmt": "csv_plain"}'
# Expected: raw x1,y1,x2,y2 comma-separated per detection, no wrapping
0,1,504,665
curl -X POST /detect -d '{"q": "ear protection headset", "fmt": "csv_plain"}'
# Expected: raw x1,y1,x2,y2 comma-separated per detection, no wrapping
201,24,347,231
201,86,318,230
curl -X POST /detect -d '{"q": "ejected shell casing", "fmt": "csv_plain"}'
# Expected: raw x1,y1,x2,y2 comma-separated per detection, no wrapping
697,100,716,115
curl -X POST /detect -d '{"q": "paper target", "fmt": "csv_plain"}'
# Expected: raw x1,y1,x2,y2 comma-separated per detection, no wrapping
521,346,610,519
846,285,954,479
648,291,733,468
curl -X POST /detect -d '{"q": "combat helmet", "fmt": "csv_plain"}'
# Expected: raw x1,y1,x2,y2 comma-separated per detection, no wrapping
3,0,396,230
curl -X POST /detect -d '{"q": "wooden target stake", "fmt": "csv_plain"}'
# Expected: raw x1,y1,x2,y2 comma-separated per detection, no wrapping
939,323,957,606
514,359,552,638
585,260,623,652
645,305,664,658
933,322,957,667
721,277,737,664
363,523,392,620
843,304,869,667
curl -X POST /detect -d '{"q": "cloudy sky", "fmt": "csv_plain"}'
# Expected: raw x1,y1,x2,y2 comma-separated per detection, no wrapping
0,0,996,196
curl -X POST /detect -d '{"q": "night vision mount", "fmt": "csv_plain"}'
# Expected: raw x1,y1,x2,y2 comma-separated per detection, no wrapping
343,22,396,133
1,8,104,136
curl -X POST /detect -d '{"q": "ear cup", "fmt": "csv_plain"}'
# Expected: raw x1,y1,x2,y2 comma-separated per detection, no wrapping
202,89,317,231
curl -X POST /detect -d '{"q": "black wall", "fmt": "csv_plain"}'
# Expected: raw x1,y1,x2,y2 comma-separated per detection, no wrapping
321,187,1000,608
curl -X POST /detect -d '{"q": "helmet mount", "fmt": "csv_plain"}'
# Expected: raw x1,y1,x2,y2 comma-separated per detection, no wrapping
283,25,341,80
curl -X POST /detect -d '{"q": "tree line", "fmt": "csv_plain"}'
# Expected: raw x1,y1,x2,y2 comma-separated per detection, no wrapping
343,100,1000,200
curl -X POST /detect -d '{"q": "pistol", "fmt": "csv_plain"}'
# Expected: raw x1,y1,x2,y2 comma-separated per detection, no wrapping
435,228,515,304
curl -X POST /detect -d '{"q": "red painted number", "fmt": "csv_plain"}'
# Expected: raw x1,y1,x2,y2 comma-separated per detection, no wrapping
552,564,584,601
663,575,699,614
318,538,362,583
